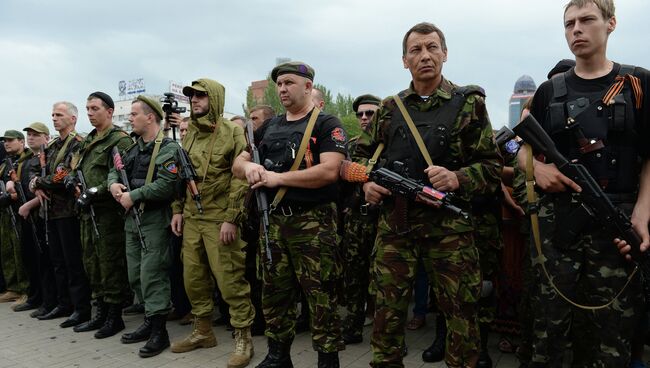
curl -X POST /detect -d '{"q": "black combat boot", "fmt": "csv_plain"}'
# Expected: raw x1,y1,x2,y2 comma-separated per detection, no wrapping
74,299,108,332
139,314,170,358
120,316,152,344
95,303,125,339
422,314,446,362
317,351,340,368
255,338,293,368
342,314,364,345
477,323,493,368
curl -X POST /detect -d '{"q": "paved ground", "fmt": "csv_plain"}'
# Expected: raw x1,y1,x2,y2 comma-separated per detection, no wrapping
0,302,529,368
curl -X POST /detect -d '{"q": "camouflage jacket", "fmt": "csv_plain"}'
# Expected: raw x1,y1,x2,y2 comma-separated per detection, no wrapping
353,79,502,237
72,126,133,210
32,132,84,219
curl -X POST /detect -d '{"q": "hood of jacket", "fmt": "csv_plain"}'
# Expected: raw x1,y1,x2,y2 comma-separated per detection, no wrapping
190,78,226,132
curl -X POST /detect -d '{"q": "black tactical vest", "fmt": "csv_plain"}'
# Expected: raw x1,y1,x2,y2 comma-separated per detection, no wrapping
124,137,173,190
381,86,483,183
547,65,640,193
259,114,321,173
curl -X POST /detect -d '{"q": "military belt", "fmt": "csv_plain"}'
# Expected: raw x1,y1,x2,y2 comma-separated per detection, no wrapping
274,201,320,217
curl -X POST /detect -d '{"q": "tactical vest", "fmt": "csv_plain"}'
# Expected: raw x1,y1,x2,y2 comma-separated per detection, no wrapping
381,86,484,183
124,137,173,190
547,65,640,193
259,115,321,173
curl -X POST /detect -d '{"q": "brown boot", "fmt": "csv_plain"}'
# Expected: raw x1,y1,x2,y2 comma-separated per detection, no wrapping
227,327,254,368
170,316,217,353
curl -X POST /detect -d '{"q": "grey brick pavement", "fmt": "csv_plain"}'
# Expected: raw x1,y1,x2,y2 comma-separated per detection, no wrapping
0,302,530,368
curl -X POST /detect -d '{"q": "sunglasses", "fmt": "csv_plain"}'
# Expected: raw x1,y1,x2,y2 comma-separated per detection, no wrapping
187,90,208,98
355,110,375,118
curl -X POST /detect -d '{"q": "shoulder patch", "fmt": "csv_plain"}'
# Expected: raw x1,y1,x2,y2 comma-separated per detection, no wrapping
331,127,347,144
163,160,177,174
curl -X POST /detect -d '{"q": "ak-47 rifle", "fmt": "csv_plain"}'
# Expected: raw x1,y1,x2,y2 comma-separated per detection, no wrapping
245,120,272,264
39,144,49,246
339,160,469,219
111,147,147,251
514,114,647,260
6,158,42,252
177,147,203,214
0,181,21,242
77,170,100,238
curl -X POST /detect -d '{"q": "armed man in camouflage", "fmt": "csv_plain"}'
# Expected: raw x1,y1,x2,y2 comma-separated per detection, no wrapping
71,92,134,339
170,78,254,368
233,61,347,368
340,94,381,345
354,23,501,368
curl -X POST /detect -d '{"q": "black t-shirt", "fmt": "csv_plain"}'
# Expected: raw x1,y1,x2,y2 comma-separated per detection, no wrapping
530,62,650,159
255,109,348,205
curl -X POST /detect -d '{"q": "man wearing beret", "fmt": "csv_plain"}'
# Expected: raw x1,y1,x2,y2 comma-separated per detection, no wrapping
339,94,381,346
31,102,92,327
234,61,347,368
12,123,54,316
108,95,179,357
70,92,134,339
354,22,501,367
169,78,255,368
0,130,31,306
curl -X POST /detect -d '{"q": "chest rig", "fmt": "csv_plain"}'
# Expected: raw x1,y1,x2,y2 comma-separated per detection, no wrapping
124,137,173,190
547,65,640,193
381,86,482,183
259,115,320,173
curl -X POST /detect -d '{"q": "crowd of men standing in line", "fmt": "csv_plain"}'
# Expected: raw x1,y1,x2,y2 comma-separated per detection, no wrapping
1,1,650,367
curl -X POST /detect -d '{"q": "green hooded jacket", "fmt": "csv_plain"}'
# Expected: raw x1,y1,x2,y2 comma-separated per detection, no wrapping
171,78,247,224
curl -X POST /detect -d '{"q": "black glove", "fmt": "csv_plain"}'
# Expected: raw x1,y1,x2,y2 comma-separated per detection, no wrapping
64,175,80,194
76,187,98,211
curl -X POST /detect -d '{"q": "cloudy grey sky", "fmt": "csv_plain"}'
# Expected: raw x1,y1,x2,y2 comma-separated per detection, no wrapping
1,0,648,134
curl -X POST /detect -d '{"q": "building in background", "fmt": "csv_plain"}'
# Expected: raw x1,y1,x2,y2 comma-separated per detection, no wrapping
508,75,536,128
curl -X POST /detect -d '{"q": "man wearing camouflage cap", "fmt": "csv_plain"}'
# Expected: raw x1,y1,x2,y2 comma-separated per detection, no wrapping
234,61,347,368
108,95,179,357
354,22,501,367
339,93,381,345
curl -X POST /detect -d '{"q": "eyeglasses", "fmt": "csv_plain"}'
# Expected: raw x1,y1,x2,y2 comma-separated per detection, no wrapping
187,90,208,98
355,110,375,119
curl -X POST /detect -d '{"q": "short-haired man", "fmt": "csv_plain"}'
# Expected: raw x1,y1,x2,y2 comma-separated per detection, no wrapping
234,61,347,367
230,115,247,130
339,94,381,345
71,92,134,339
170,78,255,368
31,102,92,327
518,0,650,365
354,23,501,367
249,105,275,131
311,87,325,110
108,95,180,357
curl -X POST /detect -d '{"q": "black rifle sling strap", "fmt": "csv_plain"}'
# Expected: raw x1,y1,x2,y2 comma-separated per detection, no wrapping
270,107,321,211
524,144,637,310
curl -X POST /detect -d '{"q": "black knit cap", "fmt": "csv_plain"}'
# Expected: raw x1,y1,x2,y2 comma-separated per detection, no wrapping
547,59,576,79
88,91,115,109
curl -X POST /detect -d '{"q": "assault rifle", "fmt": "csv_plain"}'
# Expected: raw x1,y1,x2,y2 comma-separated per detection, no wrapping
111,147,147,251
245,120,272,264
0,181,21,242
339,160,469,219
77,170,100,238
495,126,521,155
39,144,49,246
177,147,203,214
6,158,42,252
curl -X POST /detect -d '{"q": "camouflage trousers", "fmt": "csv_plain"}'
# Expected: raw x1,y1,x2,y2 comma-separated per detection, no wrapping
262,202,344,353
340,207,377,331
80,208,130,305
370,231,481,368
529,194,642,367
0,213,27,293
474,211,502,324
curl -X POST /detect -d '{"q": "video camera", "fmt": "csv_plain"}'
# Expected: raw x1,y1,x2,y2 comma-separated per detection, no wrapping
160,93,187,116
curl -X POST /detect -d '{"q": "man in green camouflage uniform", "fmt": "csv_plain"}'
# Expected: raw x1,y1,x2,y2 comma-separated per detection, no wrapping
340,94,381,345
71,92,133,339
354,23,501,368
234,62,347,368
169,79,254,368
0,131,31,304
108,95,179,358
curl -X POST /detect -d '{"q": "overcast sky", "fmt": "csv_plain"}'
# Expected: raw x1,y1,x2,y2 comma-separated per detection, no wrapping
1,0,648,134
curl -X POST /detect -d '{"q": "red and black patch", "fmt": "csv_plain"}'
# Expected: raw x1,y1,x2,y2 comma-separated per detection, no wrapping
164,160,177,174
331,127,347,144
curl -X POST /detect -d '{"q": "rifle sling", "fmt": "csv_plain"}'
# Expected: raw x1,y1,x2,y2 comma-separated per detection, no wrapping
270,107,320,211
393,95,434,167
524,144,637,310
53,133,75,170
138,129,165,213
